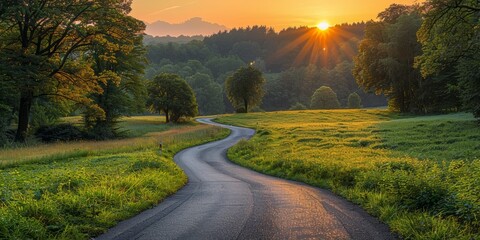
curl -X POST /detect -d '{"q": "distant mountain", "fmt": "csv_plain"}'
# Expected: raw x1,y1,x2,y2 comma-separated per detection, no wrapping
143,35,204,45
146,17,228,37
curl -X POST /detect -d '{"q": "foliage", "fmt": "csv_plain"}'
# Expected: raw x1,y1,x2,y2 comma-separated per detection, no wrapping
144,23,387,112
187,73,225,115
348,93,362,108
0,0,143,142
218,110,480,239
353,5,428,113
35,124,84,143
416,0,480,118
310,86,341,109
0,75,16,146
148,73,198,123
289,102,307,110
84,11,147,138
225,66,266,112
0,122,229,239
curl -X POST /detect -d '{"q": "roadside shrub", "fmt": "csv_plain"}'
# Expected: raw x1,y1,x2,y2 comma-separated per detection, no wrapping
35,124,84,143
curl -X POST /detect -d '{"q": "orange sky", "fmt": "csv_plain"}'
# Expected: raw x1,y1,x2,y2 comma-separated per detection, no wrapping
130,0,421,30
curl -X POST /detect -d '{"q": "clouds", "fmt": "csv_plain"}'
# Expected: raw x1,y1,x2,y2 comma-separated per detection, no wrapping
147,6,181,16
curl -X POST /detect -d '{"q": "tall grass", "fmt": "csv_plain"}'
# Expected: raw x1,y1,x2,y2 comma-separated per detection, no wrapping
0,116,209,168
218,110,480,239
0,119,230,239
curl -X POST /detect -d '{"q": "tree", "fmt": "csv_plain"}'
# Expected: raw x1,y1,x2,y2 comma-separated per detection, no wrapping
0,0,136,142
310,86,341,109
84,9,147,138
353,5,424,113
416,0,480,117
148,74,198,123
225,65,266,113
348,93,362,108
187,73,225,115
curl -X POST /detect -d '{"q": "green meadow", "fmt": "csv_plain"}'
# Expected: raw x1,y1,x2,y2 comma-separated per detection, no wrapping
218,110,480,239
0,116,229,239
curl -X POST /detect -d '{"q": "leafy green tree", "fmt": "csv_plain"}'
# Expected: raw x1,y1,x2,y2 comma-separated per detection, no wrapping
187,73,225,115
0,0,137,142
348,93,362,108
353,5,423,112
416,0,480,117
310,86,341,109
225,66,266,113
148,74,198,123
84,10,147,138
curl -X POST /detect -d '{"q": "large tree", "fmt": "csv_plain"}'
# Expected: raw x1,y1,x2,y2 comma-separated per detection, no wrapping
353,5,424,112
84,6,146,138
0,0,136,142
416,0,480,117
148,73,198,123
225,65,266,113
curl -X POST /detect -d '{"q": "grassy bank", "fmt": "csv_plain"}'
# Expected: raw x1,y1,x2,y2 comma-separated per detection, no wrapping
217,110,480,239
1,116,195,168
0,117,230,239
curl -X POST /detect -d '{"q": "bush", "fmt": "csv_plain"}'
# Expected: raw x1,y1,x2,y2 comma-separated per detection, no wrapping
289,102,307,110
35,124,84,143
348,92,362,109
82,122,121,140
310,86,341,109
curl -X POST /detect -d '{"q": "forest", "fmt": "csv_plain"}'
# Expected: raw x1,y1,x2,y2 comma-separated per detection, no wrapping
145,23,387,114
0,0,479,145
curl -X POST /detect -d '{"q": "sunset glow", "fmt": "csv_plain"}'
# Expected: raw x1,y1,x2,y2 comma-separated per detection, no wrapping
130,0,420,31
317,22,330,31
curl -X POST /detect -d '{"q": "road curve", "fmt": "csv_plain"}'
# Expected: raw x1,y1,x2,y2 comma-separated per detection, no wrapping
97,118,395,240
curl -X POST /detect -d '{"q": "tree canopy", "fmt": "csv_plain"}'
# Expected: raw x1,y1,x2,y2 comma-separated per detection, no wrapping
416,0,480,117
348,92,362,109
310,86,341,109
0,0,142,141
225,65,266,113
148,73,198,123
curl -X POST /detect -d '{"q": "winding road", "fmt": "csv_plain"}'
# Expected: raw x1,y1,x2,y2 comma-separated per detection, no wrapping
97,118,395,240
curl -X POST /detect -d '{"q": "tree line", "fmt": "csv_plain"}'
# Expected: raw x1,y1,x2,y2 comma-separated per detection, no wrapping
145,23,388,114
354,1,479,116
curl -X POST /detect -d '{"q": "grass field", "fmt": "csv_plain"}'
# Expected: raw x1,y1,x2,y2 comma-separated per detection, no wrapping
0,116,230,239
217,110,480,239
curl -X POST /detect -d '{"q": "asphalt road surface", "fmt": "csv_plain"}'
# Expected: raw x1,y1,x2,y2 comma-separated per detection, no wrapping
97,118,395,240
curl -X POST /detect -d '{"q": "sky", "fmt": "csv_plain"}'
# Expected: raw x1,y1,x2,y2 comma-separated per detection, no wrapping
130,0,420,31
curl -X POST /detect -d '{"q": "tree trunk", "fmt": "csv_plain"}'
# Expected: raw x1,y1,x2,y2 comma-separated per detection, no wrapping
244,98,248,113
15,90,33,142
165,109,170,123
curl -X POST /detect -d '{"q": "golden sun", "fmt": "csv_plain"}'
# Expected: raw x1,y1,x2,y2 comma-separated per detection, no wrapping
317,21,330,31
